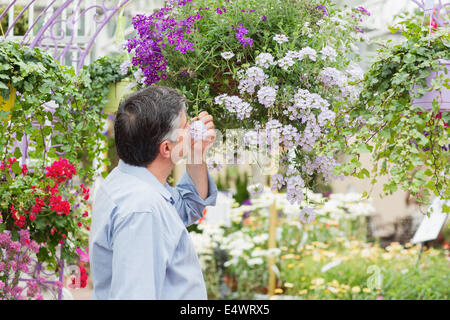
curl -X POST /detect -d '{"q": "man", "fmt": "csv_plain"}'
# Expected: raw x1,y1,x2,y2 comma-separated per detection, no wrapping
89,85,218,299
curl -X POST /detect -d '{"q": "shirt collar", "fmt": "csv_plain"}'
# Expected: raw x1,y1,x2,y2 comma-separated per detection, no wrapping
117,159,173,202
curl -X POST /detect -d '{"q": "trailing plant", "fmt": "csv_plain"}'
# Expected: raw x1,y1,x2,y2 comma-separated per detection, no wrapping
329,12,450,209
0,40,107,184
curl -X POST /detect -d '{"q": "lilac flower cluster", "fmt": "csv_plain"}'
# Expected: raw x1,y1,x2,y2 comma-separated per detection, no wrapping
270,174,285,191
277,47,317,70
299,207,316,223
281,124,301,148
286,174,305,205
234,23,253,47
273,34,289,44
315,5,328,16
215,7,227,14
238,66,268,94
319,67,347,87
126,2,203,85
257,86,277,107
119,60,132,76
284,89,330,121
320,46,338,62
255,53,275,69
214,94,252,120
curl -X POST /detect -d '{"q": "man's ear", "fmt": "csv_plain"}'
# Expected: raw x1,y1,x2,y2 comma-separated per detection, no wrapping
159,140,171,159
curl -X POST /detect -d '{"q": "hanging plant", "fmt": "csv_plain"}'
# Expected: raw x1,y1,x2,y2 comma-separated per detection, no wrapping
125,0,370,216
332,11,450,208
0,40,109,183
78,53,139,114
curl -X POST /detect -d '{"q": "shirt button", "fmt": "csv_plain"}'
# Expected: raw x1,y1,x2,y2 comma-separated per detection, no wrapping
169,197,175,205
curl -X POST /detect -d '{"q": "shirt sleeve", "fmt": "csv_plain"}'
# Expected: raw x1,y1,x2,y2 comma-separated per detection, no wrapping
167,170,218,227
109,211,169,300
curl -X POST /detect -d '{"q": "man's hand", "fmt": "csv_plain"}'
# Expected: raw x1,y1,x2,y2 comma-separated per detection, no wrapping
190,111,216,161
185,111,215,199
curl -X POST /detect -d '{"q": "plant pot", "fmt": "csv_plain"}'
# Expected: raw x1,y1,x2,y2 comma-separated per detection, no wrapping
0,84,16,121
103,79,133,114
411,59,450,112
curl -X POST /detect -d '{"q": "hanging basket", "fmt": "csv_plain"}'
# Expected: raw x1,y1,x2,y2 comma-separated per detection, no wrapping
0,84,17,120
103,79,133,114
411,59,450,112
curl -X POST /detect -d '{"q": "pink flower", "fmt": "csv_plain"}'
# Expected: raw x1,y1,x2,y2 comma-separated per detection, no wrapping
76,246,89,263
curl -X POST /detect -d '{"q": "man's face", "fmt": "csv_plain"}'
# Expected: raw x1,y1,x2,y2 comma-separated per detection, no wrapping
169,110,190,164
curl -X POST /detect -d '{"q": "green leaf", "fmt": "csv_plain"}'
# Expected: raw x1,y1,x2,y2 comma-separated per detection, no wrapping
14,147,22,159
11,229,19,241
380,127,392,139
0,81,9,90
357,144,372,153
11,161,21,175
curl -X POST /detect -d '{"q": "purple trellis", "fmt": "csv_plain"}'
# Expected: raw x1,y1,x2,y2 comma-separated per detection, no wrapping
411,0,450,26
1,0,133,300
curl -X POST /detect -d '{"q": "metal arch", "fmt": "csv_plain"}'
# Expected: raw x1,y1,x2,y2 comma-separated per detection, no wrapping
1,0,133,73
411,0,450,26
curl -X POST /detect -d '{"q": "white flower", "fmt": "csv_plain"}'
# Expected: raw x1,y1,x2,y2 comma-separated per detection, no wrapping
248,183,264,196
221,51,235,60
320,46,338,62
298,47,317,61
247,258,264,266
253,234,269,244
255,53,275,68
257,86,277,107
133,69,145,84
273,34,289,44
119,60,132,76
299,207,316,223
319,67,347,87
238,66,268,94
345,61,364,81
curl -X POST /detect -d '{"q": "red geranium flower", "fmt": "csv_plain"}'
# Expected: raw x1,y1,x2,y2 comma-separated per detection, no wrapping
45,158,77,183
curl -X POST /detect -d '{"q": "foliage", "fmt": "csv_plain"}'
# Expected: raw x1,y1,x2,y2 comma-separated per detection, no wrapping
0,40,107,184
78,53,134,111
329,12,450,207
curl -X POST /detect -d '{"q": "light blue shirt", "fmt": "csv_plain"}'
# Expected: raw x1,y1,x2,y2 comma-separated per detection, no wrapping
89,159,218,300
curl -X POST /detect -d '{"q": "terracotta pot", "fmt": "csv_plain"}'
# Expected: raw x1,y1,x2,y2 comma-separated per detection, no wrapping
411,59,450,112
103,79,133,114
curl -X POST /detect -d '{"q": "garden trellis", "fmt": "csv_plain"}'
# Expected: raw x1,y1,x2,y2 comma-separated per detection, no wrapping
0,0,133,73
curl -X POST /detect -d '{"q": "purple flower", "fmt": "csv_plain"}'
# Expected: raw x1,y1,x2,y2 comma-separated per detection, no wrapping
356,6,370,16
234,23,253,47
355,26,364,33
215,7,226,14
315,5,327,16
262,15,267,21
127,4,203,86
